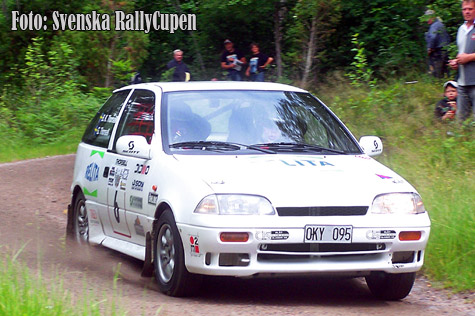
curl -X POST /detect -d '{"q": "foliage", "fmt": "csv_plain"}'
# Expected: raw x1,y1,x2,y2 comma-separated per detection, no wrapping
0,253,126,316
346,33,377,87
319,78,474,291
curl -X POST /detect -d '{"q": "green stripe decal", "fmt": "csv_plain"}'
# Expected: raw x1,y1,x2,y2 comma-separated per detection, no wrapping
84,188,98,197
90,150,104,158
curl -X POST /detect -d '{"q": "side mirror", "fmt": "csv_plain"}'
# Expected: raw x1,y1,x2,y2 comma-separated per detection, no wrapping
116,135,152,160
359,136,383,156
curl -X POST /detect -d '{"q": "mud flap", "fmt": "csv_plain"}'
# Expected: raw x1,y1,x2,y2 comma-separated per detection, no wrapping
141,231,154,277
65,203,74,239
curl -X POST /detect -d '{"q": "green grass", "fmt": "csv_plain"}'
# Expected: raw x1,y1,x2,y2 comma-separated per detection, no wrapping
0,252,126,316
0,134,82,163
319,75,475,291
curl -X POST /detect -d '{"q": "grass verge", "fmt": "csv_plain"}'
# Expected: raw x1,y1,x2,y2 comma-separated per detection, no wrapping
0,252,126,316
319,76,474,291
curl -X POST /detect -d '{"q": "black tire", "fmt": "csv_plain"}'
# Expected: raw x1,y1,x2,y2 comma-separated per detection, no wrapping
68,192,89,245
153,209,202,297
365,272,416,300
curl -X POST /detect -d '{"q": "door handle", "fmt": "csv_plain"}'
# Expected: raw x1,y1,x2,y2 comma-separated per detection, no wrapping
103,166,110,178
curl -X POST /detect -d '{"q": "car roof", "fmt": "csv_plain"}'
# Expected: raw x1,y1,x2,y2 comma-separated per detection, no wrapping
114,81,308,93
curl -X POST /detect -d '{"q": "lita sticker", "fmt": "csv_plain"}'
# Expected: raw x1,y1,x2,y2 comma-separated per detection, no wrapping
366,230,396,240
148,192,158,205
189,235,200,256
256,230,289,241
134,216,145,236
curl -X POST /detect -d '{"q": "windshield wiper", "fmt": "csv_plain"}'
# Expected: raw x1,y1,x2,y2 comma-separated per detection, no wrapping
169,141,276,154
253,142,347,154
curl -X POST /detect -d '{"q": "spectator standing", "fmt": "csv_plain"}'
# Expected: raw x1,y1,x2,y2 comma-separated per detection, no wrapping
167,49,190,82
425,10,450,78
221,39,246,81
449,0,475,122
435,81,458,120
245,43,274,82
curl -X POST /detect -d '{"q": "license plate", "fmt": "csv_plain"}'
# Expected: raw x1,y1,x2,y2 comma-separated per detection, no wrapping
304,225,353,243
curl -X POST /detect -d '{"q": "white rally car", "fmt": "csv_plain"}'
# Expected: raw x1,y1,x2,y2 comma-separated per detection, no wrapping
67,81,430,300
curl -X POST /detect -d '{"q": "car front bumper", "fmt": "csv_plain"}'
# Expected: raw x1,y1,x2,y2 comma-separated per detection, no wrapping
177,223,430,277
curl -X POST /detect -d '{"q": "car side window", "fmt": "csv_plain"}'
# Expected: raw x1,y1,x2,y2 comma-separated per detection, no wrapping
114,89,155,149
82,90,131,148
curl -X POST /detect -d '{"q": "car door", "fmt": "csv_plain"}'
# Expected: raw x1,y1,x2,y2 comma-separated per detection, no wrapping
79,89,132,242
105,89,156,244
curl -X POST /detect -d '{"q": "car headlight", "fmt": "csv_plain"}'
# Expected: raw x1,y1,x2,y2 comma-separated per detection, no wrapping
370,193,426,214
194,194,275,215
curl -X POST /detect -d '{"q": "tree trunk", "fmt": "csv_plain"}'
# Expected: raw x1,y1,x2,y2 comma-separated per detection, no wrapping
273,0,286,79
172,0,206,74
301,16,317,88
105,33,118,87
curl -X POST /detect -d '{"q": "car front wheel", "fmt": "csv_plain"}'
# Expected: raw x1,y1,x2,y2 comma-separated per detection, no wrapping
153,209,201,296
365,271,416,300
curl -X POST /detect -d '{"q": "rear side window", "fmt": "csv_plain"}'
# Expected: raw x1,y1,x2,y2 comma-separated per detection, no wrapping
82,90,131,148
114,89,155,149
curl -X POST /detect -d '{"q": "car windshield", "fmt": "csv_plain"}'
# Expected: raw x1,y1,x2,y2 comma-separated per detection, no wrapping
162,90,361,154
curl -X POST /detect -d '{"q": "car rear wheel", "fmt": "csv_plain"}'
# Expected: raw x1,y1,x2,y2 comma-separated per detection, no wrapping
153,209,201,296
70,192,89,245
365,272,416,300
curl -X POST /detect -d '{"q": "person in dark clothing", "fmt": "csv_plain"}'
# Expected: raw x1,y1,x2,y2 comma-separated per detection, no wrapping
245,43,274,82
221,39,246,81
435,81,458,120
167,49,190,82
425,10,450,78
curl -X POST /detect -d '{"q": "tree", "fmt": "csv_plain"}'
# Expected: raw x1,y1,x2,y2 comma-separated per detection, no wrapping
287,0,341,87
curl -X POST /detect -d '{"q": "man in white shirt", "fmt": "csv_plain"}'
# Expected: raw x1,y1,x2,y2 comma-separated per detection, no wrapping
449,0,475,122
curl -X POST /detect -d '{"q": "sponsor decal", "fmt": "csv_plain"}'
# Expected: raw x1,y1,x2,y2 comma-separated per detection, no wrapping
256,230,289,241
84,187,98,197
375,174,405,184
88,209,100,225
189,235,200,254
366,230,396,240
131,180,144,191
393,264,404,269
121,140,140,154
107,178,114,186
148,192,158,205
116,158,128,166
114,167,130,190
280,159,334,167
134,216,145,236
100,114,117,124
109,166,115,176
134,163,150,175
90,150,105,158
354,155,371,160
472,34,475,40
129,195,143,209
85,162,100,182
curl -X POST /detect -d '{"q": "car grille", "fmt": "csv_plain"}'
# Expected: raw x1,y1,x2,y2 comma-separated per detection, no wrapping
276,206,368,216
257,243,386,262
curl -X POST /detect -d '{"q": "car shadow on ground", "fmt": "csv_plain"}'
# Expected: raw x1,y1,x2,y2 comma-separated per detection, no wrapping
78,246,390,308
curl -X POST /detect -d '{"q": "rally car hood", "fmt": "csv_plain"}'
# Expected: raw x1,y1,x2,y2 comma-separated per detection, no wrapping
172,153,416,207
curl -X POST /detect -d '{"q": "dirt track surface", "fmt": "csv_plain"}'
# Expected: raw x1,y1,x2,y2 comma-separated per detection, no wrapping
0,155,473,316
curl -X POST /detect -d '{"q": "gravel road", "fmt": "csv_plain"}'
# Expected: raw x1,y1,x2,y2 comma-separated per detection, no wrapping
0,155,473,316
